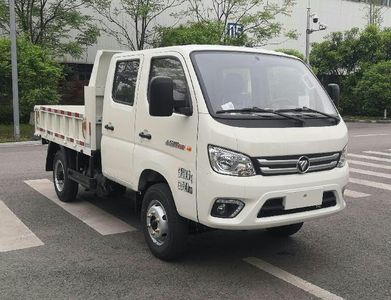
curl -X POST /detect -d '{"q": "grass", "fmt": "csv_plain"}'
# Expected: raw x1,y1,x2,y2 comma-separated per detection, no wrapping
0,124,35,143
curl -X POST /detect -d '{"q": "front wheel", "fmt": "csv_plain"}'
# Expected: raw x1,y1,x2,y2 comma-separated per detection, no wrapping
267,223,303,237
141,183,188,260
53,150,78,202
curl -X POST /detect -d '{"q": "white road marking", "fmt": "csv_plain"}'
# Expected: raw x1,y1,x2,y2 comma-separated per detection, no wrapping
344,189,370,198
353,133,389,137
349,178,391,192
243,257,344,300
348,160,391,170
0,201,44,252
348,154,391,164
25,179,136,235
0,141,41,148
350,168,391,179
363,151,391,157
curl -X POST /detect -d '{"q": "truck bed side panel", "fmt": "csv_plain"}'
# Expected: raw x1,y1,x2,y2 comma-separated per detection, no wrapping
34,105,92,156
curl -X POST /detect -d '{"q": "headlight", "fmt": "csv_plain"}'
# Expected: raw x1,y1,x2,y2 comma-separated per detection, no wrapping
337,146,347,168
208,145,256,177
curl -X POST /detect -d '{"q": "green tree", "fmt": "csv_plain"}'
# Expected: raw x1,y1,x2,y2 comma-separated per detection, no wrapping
0,38,62,123
156,21,248,47
0,2,7,33
310,28,360,76
311,26,390,76
354,61,391,116
0,1,99,57
310,25,391,115
92,0,184,50
181,0,297,46
275,48,304,60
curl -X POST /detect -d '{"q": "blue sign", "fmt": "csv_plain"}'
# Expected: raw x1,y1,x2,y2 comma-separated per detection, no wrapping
227,23,244,38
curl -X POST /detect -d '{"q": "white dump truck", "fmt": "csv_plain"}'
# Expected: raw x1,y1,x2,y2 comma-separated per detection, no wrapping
35,45,349,260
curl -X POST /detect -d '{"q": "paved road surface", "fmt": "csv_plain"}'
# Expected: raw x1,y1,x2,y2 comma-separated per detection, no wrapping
0,123,390,299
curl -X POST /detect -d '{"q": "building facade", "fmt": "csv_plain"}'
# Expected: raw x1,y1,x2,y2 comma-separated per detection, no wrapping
69,0,391,65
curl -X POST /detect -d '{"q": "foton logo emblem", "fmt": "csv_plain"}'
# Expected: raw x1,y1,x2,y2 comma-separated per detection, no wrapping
297,156,310,174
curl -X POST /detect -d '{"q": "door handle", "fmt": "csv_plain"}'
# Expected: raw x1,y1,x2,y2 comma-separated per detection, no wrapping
139,132,152,140
104,124,114,131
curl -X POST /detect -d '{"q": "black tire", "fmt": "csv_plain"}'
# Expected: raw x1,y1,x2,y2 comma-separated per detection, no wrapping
53,150,78,202
141,183,188,260
267,223,303,237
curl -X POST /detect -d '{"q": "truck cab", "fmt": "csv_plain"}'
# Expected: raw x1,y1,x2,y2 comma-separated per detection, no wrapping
35,45,349,260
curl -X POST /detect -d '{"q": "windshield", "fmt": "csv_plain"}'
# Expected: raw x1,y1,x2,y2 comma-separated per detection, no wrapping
191,51,338,117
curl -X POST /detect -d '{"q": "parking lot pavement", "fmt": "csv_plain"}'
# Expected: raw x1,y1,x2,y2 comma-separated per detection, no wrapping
0,123,390,299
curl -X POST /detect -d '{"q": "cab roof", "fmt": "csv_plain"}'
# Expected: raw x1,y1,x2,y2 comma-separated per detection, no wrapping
113,44,299,60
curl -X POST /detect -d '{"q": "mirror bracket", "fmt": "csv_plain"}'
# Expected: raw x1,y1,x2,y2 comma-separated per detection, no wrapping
328,83,340,106
176,106,193,116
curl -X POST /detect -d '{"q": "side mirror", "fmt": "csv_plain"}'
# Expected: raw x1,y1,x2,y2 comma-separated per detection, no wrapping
149,76,174,117
328,83,340,106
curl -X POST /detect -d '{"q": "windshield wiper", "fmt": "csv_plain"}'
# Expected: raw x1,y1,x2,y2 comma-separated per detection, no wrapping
215,107,305,125
277,107,340,123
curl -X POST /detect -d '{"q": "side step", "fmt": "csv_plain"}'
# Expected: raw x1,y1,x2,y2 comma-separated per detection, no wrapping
68,169,97,189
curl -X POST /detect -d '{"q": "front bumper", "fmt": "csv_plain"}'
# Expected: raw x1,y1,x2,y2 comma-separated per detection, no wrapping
197,164,349,230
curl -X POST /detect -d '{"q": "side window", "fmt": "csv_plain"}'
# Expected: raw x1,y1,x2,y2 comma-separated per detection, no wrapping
149,57,190,112
112,60,140,106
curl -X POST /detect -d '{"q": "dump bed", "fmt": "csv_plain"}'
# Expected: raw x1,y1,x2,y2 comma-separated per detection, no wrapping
34,50,123,156
34,105,92,154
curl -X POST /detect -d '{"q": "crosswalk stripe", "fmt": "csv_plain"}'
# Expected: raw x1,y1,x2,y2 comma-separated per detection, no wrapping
353,134,389,137
350,168,391,179
348,154,391,164
0,200,44,252
25,179,136,236
363,151,391,157
344,189,370,198
243,257,344,300
348,160,391,170
349,178,391,192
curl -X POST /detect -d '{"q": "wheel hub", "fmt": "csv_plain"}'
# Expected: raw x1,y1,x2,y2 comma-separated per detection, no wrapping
146,200,169,246
54,160,65,192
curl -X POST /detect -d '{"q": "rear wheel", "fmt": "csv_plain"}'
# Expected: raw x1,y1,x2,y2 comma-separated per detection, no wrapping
267,223,303,237
141,183,188,260
53,150,78,202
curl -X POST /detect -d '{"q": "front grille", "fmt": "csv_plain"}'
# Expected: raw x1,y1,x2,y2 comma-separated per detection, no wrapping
257,191,337,218
255,152,340,176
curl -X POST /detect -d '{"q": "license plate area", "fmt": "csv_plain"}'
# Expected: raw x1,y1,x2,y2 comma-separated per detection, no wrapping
283,189,323,210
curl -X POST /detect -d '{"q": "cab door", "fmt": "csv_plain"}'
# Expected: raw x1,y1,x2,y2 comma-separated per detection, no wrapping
134,52,199,221
101,55,143,187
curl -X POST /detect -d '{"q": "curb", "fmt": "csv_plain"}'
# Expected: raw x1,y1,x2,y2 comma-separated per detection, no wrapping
0,141,41,147
343,118,391,124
